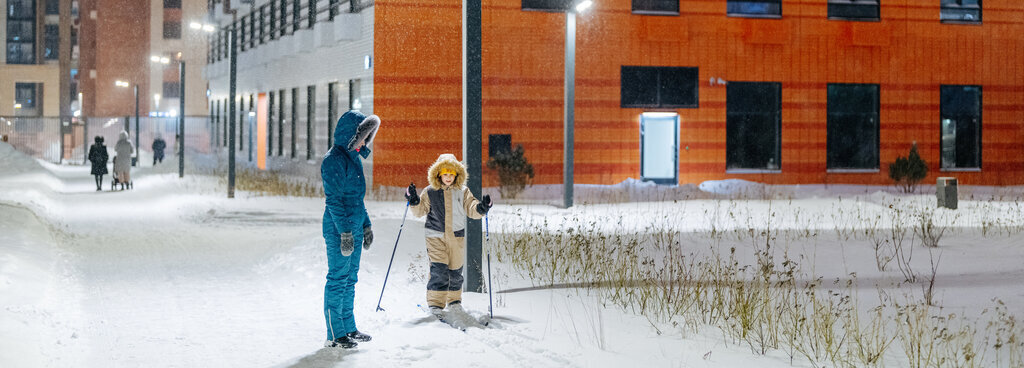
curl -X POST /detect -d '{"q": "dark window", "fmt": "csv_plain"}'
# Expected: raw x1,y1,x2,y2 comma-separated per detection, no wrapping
7,20,35,42
489,134,512,157
727,0,782,17
44,25,59,60
727,82,781,170
632,0,679,15
827,84,879,170
15,83,37,108
163,21,182,39
163,82,181,98
164,0,182,8
46,0,59,14
7,0,36,18
941,0,981,22
522,0,573,12
828,0,879,20
7,9,35,64
621,66,698,108
940,85,982,169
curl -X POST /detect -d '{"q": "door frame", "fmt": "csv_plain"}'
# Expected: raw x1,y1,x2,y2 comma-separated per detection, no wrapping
639,112,679,185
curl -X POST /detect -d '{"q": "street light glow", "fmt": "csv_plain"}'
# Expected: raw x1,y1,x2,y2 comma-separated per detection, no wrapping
115,80,130,87
160,57,170,64
189,22,202,30
202,24,216,33
575,0,593,12
151,55,161,62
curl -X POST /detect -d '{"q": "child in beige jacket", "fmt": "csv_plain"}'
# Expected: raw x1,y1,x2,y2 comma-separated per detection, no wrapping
405,154,492,316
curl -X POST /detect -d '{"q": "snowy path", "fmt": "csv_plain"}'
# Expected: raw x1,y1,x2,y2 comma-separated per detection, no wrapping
5,156,799,368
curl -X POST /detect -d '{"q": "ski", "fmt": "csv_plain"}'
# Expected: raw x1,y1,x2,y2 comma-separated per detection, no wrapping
418,304,490,331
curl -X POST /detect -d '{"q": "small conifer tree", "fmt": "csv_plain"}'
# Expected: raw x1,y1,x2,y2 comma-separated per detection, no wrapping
888,143,928,193
486,144,535,199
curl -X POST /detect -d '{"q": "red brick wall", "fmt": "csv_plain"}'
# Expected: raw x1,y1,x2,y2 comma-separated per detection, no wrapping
80,0,151,117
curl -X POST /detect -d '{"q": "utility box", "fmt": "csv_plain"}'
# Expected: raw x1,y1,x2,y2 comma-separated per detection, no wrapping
937,177,958,209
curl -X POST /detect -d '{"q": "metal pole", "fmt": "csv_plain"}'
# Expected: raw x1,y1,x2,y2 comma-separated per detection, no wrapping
179,61,186,178
563,11,575,209
228,27,237,198
463,0,483,293
134,84,139,166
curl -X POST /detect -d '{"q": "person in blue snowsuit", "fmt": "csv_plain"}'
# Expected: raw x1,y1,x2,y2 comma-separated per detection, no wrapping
321,110,380,349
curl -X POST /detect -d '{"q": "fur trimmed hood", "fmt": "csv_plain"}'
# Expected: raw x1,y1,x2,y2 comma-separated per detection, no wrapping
427,153,467,189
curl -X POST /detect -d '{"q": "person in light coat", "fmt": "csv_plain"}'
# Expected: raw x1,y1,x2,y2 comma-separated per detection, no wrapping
113,130,134,190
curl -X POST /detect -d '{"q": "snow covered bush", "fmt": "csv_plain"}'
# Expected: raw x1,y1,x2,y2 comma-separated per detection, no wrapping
486,144,534,199
888,144,928,194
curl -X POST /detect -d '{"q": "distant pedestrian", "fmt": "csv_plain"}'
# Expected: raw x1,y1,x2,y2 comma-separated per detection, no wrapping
87,136,108,191
113,130,134,190
152,134,166,165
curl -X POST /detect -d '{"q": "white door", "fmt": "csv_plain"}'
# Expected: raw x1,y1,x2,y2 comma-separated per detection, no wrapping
640,113,679,185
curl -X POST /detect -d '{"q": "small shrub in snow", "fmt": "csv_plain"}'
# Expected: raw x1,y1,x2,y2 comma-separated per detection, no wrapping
888,144,928,194
486,144,534,200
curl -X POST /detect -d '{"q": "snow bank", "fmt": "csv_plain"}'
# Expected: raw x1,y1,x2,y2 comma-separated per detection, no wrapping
0,141,45,176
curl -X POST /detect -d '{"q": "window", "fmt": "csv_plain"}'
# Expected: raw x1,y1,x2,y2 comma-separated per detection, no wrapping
163,82,181,98
164,0,182,8
349,79,362,110
621,66,698,108
727,0,781,17
15,83,37,109
522,0,573,12
941,0,981,22
828,0,879,20
7,0,36,64
940,85,982,169
44,25,59,60
827,84,879,170
727,82,781,170
489,134,512,157
8,0,35,18
163,21,182,39
632,0,679,15
46,0,59,14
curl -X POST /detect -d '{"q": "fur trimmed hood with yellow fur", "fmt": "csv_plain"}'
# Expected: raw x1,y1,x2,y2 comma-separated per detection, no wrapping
427,153,467,189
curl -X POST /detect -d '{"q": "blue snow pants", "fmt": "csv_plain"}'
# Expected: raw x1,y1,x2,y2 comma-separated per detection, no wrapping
323,210,364,340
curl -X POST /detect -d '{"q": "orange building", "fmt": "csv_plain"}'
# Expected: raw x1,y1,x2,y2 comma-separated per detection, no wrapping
374,0,1024,188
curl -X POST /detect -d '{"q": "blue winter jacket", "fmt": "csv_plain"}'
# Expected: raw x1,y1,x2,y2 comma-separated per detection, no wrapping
322,111,374,239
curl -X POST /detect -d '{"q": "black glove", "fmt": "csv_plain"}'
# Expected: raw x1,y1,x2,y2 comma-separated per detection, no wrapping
340,232,354,256
363,226,373,250
405,183,420,206
476,195,492,215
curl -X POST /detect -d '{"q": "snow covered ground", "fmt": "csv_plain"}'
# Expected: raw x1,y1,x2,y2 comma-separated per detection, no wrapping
2,141,1024,367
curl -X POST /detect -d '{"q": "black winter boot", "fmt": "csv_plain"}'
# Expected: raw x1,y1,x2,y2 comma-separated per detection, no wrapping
325,336,358,349
346,330,372,342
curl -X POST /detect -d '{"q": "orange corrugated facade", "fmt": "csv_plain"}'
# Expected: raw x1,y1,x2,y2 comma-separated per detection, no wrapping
374,0,1024,189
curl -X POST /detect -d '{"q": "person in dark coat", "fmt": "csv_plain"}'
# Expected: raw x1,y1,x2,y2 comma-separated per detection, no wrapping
152,134,166,165
87,136,108,191
320,110,379,349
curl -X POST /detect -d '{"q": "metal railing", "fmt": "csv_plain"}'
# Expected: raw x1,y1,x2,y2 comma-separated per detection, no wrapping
208,0,373,64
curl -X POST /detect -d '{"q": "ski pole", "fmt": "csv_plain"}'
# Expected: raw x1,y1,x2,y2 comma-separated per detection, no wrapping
485,214,493,319
376,202,409,312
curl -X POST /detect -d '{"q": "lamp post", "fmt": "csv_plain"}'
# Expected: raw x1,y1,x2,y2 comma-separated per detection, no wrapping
563,0,592,209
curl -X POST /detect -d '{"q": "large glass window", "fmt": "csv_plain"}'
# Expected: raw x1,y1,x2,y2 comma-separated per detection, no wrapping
7,0,36,64
941,0,981,23
163,82,181,98
727,82,782,170
349,79,362,110
46,0,59,14
522,0,573,12
44,25,59,60
621,66,698,108
827,84,879,170
940,85,982,169
164,0,182,8
727,0,781,17
828,0,880,20
632,0,679,15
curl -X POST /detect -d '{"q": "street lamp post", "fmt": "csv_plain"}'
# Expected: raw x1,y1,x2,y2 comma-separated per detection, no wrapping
179,60,186,178
563,0,592,209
